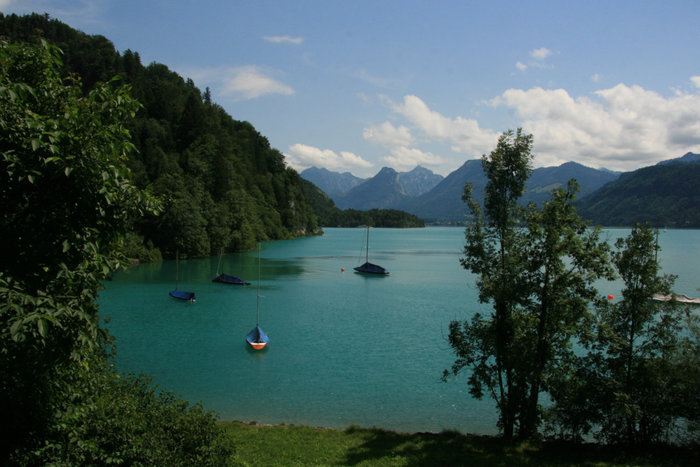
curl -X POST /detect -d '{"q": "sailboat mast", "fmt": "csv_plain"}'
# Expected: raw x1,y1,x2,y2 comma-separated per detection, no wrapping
366,226,370,263
256,244,261,326
175,249,179,289
216,247,223,275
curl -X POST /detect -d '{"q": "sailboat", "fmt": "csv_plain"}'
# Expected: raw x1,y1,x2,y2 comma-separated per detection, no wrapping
212,247,250,285
354,225,389,275
169,250,195,302
246,244,269,350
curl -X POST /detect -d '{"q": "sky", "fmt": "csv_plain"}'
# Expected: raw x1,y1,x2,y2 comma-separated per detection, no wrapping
3,0,700,178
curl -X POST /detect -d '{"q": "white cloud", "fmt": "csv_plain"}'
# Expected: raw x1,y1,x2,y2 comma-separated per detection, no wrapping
516,61,528,71
382,146,445,172
592,73,602,83
490,83,700,170
531,47,552,60
691,76,700,88
391,95,500,156
363,122,414,148
285,143,373,172
263,35,303,45
185,66,294,100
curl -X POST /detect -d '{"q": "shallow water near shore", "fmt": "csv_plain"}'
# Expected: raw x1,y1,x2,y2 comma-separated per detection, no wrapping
100,227,700,434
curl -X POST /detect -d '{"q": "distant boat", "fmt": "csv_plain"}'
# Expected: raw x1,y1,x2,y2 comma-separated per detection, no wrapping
651,293,700,305
354,225,389,275
246,244,269,350
169,250,195,302
212,247,250,285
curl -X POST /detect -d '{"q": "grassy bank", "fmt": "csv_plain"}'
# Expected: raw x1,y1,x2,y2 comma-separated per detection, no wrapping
218,421,698,466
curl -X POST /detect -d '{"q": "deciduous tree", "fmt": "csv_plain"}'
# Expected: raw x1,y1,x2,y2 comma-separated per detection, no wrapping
444,130,612,440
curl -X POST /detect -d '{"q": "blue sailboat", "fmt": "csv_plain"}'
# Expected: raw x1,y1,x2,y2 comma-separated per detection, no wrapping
212,247,250,285
354,226,389,275
169,250,195,302
246,245,269,350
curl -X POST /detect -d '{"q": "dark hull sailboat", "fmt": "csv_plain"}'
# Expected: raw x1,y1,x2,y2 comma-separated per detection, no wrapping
170,250,195,302
213,273,250,285
212,247,250,285
246,244,269,350
169,289,196,301
354,226,389,275
354,261,389,275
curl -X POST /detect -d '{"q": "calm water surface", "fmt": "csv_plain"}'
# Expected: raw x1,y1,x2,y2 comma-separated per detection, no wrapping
100,227,699,434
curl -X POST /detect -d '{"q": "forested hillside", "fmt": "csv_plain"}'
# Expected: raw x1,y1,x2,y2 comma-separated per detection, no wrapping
0,13,320,260
576,160,700,227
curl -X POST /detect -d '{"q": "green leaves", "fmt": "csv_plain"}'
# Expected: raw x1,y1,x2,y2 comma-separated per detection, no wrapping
1,37,156,459
448,129,616,441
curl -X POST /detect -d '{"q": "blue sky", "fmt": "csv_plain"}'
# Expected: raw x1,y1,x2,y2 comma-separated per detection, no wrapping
3,0,700,177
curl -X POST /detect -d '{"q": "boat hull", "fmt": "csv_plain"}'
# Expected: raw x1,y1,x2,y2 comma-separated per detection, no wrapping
353,262,389,275
246,325,269,350
213,273,250,285
169,290,196,301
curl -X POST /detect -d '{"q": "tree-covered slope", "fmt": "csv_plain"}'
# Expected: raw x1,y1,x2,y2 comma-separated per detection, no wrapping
0,13,320,259
576,161,700,227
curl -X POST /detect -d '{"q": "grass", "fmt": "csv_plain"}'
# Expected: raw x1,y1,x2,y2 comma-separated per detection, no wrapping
218,421,699,466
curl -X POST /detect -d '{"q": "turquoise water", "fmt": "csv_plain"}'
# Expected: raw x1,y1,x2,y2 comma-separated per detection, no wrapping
100,227,700,435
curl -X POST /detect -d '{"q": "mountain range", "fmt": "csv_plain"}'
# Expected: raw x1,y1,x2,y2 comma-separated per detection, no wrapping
302,160,621,223
301,152,700,226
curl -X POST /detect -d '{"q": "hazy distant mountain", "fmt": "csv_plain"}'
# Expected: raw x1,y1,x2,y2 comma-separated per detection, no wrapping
656,151,700,165
300,167,365,197
301,165,443,208
401,160,485,223
577,156,700,227
335,167,410,210
401,160,620,223
397,166,444,197
300,156,699,226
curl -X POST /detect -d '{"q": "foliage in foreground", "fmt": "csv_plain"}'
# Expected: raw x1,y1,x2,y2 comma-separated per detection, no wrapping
11,363,232,466
220,421,699,467
445,129,700,445
444,129,614,440
548,225,700,445
0,39,231,465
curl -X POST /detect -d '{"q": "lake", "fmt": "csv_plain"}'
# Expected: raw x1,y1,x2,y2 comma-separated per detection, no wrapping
99,227,700,435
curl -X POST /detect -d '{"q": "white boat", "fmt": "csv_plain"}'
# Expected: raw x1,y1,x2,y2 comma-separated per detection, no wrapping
651,293,700,304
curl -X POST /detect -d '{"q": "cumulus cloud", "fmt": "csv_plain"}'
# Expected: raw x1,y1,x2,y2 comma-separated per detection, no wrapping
391,95,499,156
691,76,700,88
185,66,294,100
490,83,700,169
363,122,414,148
263,35,303,44
382,147,444,172
285,143,373,172
516,61,528,71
